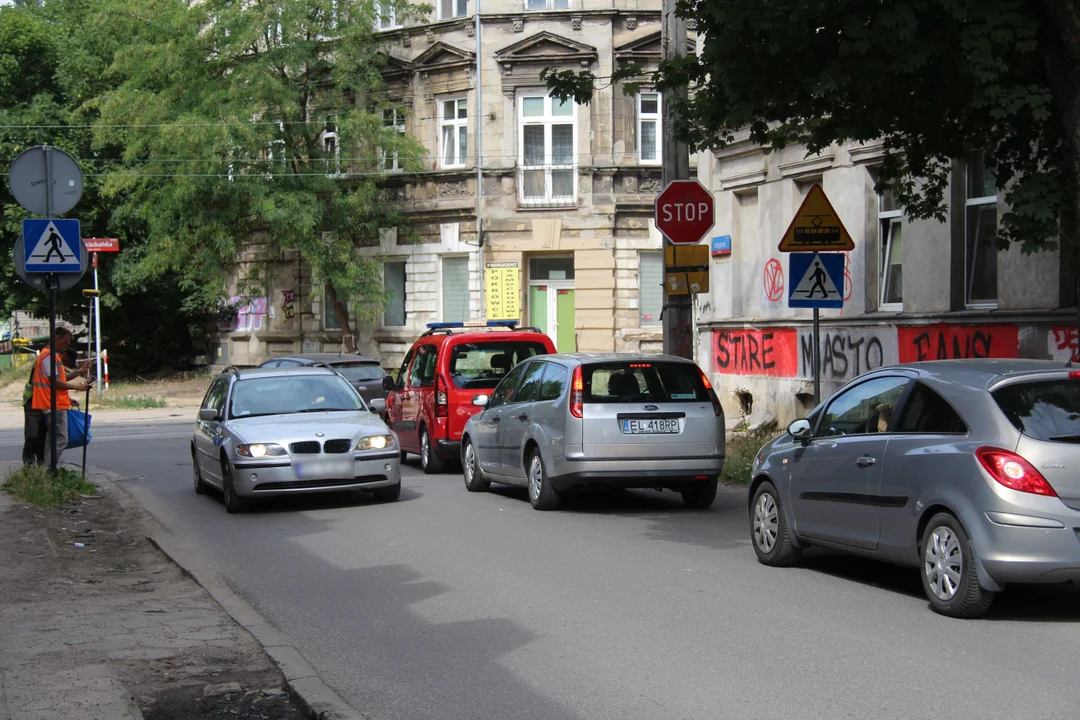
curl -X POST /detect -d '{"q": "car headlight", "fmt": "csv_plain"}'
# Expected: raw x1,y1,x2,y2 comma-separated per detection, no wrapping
236,443,287,458
357,434,395,451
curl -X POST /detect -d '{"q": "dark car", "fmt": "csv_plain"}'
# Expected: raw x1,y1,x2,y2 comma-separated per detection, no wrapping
259,353,390,412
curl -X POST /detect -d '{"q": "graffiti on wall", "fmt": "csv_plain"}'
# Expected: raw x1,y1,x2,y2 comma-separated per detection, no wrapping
714,329,798,377
797,328,898,382
281,289,296,319
230,297,269,332
763,259,785,304
1049,327,1078,362
897,324,1018,363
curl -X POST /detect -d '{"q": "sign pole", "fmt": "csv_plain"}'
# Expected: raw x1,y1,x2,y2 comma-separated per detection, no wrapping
42,147,60,473
812,308,820,405
660,0,693,360
82,290,93,479
93,253,102,400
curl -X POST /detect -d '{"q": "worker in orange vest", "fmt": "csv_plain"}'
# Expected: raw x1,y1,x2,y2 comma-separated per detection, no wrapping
31,327,92,467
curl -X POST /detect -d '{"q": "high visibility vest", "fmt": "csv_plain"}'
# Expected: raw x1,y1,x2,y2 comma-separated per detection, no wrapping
31,349,71,411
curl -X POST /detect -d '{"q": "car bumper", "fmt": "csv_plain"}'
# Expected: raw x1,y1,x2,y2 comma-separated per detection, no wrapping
549,456,724,492
231,450,401,497
975,510,1080,585
436,439,460,458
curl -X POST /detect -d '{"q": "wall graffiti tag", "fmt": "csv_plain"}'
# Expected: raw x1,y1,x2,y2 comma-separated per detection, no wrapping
1049,327,1078,362
797,328,898,382
714,328,798,377
763,259,785,303
281,289,296,319
230,297,268,332
897,324,1018,363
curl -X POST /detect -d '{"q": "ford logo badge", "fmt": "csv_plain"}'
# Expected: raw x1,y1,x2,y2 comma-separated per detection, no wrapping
643,404,659,411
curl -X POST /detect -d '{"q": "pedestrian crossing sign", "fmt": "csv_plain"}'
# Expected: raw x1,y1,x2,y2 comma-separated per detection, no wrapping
788,252,844,309
23,219,83,273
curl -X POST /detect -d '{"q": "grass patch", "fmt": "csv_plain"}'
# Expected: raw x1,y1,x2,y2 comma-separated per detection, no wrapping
0,360,34,389
2,464,98,506
722,423,783,486
92,394,167,410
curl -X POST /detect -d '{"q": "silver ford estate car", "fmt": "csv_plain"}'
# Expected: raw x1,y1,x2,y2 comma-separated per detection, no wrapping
192,366,401,513
460,354,725,510
748,359,1080,618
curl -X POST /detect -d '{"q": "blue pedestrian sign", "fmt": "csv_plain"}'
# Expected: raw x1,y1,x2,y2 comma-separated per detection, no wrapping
23,219,82,273
788,252,844,309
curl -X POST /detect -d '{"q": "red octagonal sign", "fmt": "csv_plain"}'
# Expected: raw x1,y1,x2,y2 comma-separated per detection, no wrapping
654,179,715,245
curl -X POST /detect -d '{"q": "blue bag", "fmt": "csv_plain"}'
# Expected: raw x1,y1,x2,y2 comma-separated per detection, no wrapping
67,409,92,449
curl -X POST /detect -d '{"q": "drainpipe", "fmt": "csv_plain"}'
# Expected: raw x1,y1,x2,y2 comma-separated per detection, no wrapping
475,0,485,321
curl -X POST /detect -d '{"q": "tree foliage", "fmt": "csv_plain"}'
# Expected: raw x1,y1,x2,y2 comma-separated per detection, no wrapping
546,0,1080,257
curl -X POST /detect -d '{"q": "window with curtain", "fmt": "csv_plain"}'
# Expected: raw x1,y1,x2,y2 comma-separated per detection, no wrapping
442,256,470,322
375,0,399,30
440,98,468,168
322,115,340,175
638,92,661,164
382,109,405,172
384,261,407,327
878,189,902,309
638,252,662,325
965,155,998,305
440,0,468,19
525,0,569,8
519,94,576,206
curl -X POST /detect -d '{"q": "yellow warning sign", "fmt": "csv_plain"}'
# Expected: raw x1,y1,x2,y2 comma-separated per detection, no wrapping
778,184,855,252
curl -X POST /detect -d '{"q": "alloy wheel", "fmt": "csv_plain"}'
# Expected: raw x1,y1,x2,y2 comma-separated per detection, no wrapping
464,444,475,483
528,455,543,503
421,432,430,469
924,526,963,601
753,492,779,553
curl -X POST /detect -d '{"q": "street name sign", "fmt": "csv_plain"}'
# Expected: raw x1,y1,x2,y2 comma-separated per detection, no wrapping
84,237,121,253
655,179,715,245
778,184,855,252
788,252,844,309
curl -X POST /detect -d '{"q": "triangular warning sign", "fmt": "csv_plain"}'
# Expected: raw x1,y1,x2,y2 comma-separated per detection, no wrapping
27,221,80,268
778,184,855,252
791,254,841,302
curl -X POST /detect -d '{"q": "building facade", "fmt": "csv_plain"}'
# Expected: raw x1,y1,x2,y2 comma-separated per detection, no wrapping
697,136,1078,428
214,0,684,370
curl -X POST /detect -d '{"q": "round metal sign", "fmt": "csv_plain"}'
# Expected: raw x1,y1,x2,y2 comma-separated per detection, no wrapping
7,146,84,216
13,234,89,292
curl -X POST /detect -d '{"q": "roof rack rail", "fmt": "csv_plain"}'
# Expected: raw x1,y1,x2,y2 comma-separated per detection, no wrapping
223,365,241,376
419,320,528,338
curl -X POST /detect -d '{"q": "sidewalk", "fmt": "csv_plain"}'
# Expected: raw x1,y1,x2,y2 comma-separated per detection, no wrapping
0,466,309,719
0,406,198,431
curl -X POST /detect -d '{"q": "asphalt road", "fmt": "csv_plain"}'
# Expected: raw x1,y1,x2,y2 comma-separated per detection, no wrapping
2,419,1080,720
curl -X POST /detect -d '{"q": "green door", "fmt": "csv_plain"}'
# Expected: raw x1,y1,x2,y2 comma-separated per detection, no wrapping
556,288,575,352
529,286,548,340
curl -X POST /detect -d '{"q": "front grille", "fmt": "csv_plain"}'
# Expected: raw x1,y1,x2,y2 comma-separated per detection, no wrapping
323,439,352,454
253,475,387,492
290,441,321,454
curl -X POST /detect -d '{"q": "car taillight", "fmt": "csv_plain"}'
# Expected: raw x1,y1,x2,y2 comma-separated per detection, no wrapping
975,447,1057,496
435,374,448,417
698,369,723,417
570,366,583,418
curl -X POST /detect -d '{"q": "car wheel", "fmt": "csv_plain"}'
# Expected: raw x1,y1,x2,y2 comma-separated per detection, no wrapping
221,461,248,514
462,439,490,492
920,513,995,618
400,449,408,463
373,481,401,502
750,481,801,567
420,427,445,474
680,478,718,509
192,446,207,495
527,450,560,511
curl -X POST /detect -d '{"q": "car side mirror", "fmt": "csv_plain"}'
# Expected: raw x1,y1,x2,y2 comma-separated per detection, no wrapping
198,408,220,422
369,397,386,414
472,394,489,407
382,376,395,392
787,418,812,442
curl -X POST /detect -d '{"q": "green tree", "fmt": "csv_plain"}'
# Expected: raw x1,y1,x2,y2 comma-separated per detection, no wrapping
86,0,426,350
545,0,1080,301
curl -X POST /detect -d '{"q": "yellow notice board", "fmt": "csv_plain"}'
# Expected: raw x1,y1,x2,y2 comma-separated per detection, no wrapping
485,262,520,322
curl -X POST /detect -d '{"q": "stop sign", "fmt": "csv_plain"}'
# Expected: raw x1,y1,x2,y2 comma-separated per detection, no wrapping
654,179,715,244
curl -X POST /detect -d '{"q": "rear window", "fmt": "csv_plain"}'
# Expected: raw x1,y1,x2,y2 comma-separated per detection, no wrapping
448,341,550,389
993,379,1080,442
582,362,708,403
332,362,384,382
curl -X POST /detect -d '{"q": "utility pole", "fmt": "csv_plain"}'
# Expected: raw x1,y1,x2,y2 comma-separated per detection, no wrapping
660,0,693,360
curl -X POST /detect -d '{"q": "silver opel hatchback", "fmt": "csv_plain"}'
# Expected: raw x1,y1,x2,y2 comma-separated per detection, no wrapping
748,359,1080,618
460,354,725,510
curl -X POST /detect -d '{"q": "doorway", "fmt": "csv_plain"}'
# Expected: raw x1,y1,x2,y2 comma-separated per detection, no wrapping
528,257,575,352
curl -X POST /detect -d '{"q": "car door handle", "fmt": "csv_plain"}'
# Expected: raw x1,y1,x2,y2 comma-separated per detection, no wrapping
492,417,501,423
856,456,876,468
517,414,528,422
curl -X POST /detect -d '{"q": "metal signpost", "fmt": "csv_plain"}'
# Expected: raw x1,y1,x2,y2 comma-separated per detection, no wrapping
777,184,854,405
8,146,88,472
84,238,120,399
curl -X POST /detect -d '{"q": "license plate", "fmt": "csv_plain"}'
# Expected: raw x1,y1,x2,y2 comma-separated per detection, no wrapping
293,456,354,481
621,418,679,434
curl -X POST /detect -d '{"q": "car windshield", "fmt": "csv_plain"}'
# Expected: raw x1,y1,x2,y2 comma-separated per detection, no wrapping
992,378,1080,442
582,362,708,403
229,375,363,418
448,341,549,389
332,362,385,382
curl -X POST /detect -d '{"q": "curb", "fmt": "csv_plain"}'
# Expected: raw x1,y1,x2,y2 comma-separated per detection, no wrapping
102,473,368,720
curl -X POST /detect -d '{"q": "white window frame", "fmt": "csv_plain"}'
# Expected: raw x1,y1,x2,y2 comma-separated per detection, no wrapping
524,0,569,9
382,108,405,173
518,93,577,206
637,92,661,165
965,157,999,307
322,114,340,176
438,0,469,20
878,192,902,311
375,0,400,31
439,97,468,168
